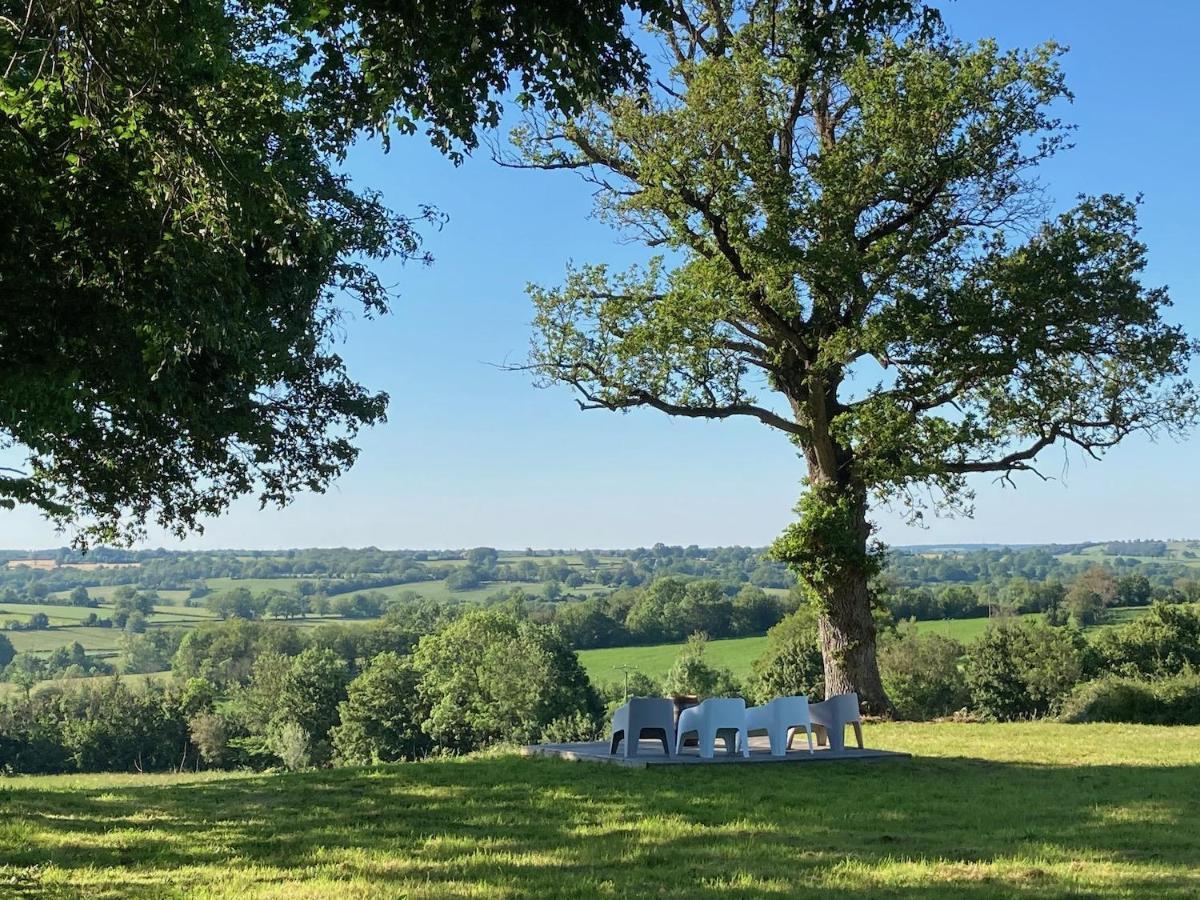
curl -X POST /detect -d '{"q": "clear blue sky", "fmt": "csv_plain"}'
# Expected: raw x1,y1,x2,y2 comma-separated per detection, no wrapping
3,0,1198,551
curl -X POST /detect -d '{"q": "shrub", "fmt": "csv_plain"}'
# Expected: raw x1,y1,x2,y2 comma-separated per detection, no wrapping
188,712,229,767
746,606,824,705
413,609,602,752
1060,673,1200,725
964,621,1087,720
662,633,740,699
268,720,311,771
878,626,969,720
1091,603,1200,679
332,652,429,764
540,710,602,743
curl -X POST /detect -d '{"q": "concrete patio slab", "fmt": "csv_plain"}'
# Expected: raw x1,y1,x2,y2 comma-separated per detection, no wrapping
521,736,911,767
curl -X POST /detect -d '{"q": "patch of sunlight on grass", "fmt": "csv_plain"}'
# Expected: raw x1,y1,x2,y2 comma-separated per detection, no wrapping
4,723,1200,897
1093,801,1179,825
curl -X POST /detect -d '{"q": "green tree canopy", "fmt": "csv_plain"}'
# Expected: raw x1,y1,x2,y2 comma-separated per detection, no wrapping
1,0,666,544
511,0,1197,711
0,632,14,670
0,0,424,543
332,651,429,764
267,0,668,158
412,609,601,752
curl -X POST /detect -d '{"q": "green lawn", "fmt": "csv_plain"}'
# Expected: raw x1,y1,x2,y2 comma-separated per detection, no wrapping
0,722,1197,897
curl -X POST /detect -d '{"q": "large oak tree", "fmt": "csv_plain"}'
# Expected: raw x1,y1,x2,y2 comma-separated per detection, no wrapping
511,0,1197,711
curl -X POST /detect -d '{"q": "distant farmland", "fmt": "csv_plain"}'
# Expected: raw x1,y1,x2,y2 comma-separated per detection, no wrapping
579,606,1154,684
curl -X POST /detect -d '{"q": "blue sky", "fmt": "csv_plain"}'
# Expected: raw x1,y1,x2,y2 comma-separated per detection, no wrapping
3,0,1199,551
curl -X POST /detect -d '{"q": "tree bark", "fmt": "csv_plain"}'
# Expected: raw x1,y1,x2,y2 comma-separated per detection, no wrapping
800,410,894,716
814,565,892,716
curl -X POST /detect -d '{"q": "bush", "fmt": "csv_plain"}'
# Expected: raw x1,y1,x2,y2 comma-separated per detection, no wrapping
540,710,602,743
662,633,740,699
746,606,824,705
1091,603,1200,679
1060,673,1200,725
878,626,969,720
413,609,601,752
332,652,429,764
268,720,311,771
964,621,1088,720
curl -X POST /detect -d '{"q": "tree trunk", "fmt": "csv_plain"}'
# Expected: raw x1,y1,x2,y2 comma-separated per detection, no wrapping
814,565,892,716
801,418,893,715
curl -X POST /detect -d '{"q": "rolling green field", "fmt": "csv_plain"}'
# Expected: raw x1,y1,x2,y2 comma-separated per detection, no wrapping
47,586,193,604
579,607,1154,684
0,539,1163,678
0,601,221,657
579,635,770,685
0,670,174,698
0,722,1197,898
1056,539,1200,567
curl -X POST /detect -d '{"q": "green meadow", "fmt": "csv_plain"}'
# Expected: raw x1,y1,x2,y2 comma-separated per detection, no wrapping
579,606,1153,684
0,601,221,657
1,722,1197,898
580,635,770,685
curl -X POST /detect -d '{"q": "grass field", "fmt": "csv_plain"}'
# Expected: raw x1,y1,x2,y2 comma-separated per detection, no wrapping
0,722,1197,897
0,670,175,698
46,586,193,604
579,635,770,685
579,607,1154,684
0,601,221,657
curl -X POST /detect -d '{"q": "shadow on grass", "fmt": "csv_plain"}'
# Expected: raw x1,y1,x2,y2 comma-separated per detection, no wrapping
2,753,1199,898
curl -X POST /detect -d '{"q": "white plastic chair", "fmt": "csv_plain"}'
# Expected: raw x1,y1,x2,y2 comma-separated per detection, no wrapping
675,697,749,759
807,692,863,752
742,696,814,756
609,697,675,757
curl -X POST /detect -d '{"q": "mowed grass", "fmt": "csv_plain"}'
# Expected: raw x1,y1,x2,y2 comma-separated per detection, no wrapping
1,723,1198,898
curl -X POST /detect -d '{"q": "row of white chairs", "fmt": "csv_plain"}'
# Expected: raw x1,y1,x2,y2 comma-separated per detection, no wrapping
609,693,863,759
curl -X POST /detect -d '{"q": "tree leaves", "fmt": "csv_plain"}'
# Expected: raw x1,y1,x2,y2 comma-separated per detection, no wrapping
516,1,1196,514
0,0,430,544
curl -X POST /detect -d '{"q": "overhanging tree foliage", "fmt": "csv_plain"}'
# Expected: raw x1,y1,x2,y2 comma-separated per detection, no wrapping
266,0,669,158
510,0,1197,711
0,0,428,543
0,0,664,544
